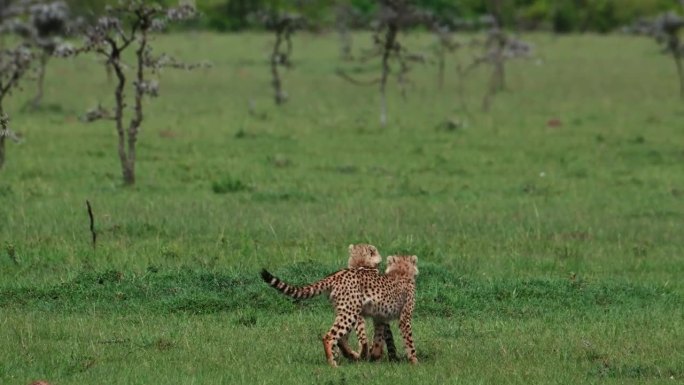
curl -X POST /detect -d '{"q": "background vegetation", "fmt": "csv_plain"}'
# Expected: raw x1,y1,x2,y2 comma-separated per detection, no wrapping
0,28,683,384
63,0,682,32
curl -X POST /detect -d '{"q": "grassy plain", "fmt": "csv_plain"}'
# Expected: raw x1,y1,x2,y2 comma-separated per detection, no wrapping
0,32,683,384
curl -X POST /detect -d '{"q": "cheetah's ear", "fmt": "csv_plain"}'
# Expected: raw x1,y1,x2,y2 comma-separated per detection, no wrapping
387,255,395,265
348,244,354,252
410,255,418,264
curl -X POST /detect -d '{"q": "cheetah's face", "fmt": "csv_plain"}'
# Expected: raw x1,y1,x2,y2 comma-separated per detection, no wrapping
347,243,382,268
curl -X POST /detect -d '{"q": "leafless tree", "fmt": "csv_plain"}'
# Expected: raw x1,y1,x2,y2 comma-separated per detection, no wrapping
430,22,460,90
374,1,424,125
2,1,72,108
630,12,684,98
335,1,356,61
459,8,534,111
337,0,425,127
261,11,303,105
0,43,34,169
487,0,505,93
59,0,207,186
0,1,42,170
26,1,70,107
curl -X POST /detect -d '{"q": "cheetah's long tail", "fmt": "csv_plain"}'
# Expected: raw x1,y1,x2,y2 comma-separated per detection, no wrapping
260,269,336,300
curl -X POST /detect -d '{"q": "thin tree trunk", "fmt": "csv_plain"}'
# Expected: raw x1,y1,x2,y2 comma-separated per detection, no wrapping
0,134,5,170
490,0,503,29
437,47,445,90
380,90,387,127
86,200,97,249
379,23,397,127
126,29,148,187
271,29,285,105
338,26,352,60
674,53,684,99
111,55,132,186
284,30,293,61
336,3,353,60
495,52,506,91
490,0,506,92
483,66,498,112
32,52,49,108
0,103,6,170
455,64,470,114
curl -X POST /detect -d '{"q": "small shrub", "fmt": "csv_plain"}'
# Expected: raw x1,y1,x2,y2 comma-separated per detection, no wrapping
250,190,316,203
211,176,250,194
0,184,12,196
5,242,18,264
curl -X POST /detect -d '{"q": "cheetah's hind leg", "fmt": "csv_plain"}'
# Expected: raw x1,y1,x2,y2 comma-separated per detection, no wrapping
383,322,399,361
322,310,359,367
369,321,399,361
399,310,418,364
337,316,368,361
357,316,370,359
370,321,387,361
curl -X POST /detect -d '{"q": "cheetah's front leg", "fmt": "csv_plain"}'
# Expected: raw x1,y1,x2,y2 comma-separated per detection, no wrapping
398,304,418,364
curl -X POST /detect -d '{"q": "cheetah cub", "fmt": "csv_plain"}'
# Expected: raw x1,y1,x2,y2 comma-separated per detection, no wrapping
363,255,418,363
342,244,399,362
260,253,419,367
339,243,381,361
347,243,382,269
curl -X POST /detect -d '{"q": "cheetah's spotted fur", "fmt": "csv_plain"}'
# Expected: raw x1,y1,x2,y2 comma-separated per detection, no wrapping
341,244,399,361
260,254,418,367
337,244,382,361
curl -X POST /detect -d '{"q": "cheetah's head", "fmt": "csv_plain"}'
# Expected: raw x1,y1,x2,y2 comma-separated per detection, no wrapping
385,255,419,277
347,243,382,269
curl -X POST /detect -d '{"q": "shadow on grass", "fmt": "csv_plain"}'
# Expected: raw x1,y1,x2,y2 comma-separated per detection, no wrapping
590,362,684,380
0,262,680,317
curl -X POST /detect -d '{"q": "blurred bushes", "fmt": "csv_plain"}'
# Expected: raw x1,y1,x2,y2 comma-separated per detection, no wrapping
545,0,675,33
65,0,679,33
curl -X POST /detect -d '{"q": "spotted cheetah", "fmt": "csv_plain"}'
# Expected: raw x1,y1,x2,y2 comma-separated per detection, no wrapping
347,243,381,269
260,243,381,363
260,254,419,367
364,255,418,363
342,244,399,362
337,244,381,361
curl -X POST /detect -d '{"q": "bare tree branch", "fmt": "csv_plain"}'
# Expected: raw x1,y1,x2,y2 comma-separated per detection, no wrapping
628,12,684,98
86,200,96,250
339,0,427,126
60,0,205,185
462,17,534,111
260,11,304,105
0,43,36,170
335,68,381,86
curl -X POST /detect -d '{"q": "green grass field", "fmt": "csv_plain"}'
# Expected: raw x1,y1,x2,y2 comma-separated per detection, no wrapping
1,32,683,384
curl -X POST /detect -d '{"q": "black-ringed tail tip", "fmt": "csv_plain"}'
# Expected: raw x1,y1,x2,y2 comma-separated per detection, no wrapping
260,269,275,284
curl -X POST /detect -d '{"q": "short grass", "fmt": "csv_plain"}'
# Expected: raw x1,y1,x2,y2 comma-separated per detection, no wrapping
1,32,683,384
